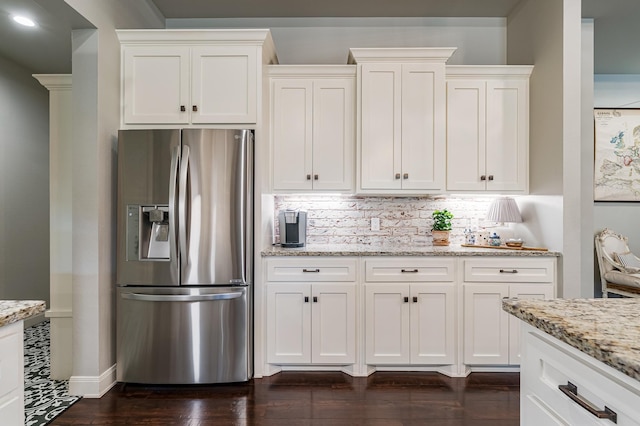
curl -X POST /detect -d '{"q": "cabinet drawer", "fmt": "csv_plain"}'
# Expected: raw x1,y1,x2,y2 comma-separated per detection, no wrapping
521,325,640,426
464,258,554,283
267,258,357,282
365,258,455,282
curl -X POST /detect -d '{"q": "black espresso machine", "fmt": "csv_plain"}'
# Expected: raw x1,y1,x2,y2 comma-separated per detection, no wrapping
278,210,307,247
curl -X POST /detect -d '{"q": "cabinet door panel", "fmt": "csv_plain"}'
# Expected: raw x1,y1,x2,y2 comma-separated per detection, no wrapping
486,80,528,191
401,64,445,191
313,80,355,191
411,284,455,364
463,284,509,365
508,284,554,365
312,285,356,364
123,46,190,124
365,284,410,364
360,64,402,190
446,80,486,191
271,80,313,191
266,284,311,364
191,46,257,123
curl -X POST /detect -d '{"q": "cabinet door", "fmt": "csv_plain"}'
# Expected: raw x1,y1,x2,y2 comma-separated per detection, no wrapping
360,63,402,190
266,284,311,364
463,283,509,365
122,46,190,125
446,80,486,191
365,284,410,364
311,284,356,364
271,79,314,191
312,79,355,191
508,284,554,365
400,64,445,191
191,46,257,124
410,283,455,365
485,79,528,192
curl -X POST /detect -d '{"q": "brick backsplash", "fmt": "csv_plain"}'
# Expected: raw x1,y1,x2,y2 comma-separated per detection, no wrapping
274,195,498,246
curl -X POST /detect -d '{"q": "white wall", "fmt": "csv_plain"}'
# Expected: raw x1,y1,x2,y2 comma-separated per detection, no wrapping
168,17,507,65
0,55,50,305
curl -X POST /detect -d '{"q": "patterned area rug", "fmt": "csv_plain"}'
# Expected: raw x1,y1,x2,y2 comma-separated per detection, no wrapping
24,320,80,425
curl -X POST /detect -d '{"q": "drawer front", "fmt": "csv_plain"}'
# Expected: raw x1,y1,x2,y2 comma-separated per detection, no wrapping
365,258,455,282
521,325,640,426
464,258,554,283
267,257,357,282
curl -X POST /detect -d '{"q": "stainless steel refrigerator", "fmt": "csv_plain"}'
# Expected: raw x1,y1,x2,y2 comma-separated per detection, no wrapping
116,129,253,384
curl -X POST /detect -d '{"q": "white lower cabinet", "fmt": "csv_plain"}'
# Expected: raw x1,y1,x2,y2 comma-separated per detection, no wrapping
521,322,640,426
0,321,25,425
364,258,456,366
266,258,357,365
463,258,555,366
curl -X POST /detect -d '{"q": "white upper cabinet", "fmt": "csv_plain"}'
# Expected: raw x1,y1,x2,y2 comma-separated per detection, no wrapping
269,66,355,192
117,30,277,127
446,66,533,193
349,48,455,194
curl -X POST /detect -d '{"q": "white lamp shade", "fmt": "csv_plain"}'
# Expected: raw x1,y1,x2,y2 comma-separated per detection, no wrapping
486,197,522,223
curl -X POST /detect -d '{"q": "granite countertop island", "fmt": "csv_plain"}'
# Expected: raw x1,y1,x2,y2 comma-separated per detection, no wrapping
263,243,562,257
0,300,46,327
503,298,640,381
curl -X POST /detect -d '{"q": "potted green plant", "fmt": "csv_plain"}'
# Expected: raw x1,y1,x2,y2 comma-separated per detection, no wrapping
431,209,454,246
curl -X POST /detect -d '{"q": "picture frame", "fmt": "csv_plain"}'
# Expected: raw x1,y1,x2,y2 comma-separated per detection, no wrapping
594,108,640,201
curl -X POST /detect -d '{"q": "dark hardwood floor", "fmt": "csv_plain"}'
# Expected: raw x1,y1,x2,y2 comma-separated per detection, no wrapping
51,371,520,425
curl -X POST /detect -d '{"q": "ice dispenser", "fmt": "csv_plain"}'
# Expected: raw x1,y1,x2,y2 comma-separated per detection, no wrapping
126,205,170,260
278,210,307,248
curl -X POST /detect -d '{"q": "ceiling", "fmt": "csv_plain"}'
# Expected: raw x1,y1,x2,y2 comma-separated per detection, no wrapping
0,0,639,74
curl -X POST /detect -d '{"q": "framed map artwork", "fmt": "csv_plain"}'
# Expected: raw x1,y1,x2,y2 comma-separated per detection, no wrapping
594,108,640,201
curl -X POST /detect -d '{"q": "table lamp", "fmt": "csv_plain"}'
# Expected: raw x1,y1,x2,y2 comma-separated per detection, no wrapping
485,197,522,242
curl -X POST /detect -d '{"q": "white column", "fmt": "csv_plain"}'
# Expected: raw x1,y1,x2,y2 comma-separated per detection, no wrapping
33,74,73,379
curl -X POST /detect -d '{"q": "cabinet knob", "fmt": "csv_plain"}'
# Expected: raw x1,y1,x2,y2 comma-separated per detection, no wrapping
192,105,198,112
403,296,409,303
306,174,311,180
304,296,309,303
488,175,494,181
180,105,186,112
403,173,409,179
395,173,401,180
480,175,486,181
413,296,418,303
313,296,318,303
314,174,318,180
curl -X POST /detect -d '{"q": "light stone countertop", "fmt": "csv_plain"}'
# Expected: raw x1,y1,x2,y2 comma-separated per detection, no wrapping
503,298,640,382
0,300,46,327
262,243,561,257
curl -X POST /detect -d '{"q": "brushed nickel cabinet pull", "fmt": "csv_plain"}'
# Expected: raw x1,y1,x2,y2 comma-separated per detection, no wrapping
559,382,617,423
303,268,320,273
499,269,518,274
401,269,419,273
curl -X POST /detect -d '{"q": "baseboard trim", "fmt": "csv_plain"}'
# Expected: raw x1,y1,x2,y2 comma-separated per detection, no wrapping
68,364,117,398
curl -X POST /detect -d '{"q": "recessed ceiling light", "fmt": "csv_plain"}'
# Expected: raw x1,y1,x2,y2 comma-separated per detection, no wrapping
12,16,36,27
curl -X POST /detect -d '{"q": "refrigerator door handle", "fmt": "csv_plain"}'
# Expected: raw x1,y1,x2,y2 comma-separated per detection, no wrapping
178,144,190,266
121,291,243,302
169,145,180,273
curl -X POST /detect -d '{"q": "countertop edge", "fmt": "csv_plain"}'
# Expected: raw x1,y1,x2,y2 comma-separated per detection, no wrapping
0,300,47,328
262,245,562,257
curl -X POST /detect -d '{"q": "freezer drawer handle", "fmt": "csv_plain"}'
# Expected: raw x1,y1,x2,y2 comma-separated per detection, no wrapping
121,292,243,302
303,268,320,273
499,269,518,274
558,382,617,423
